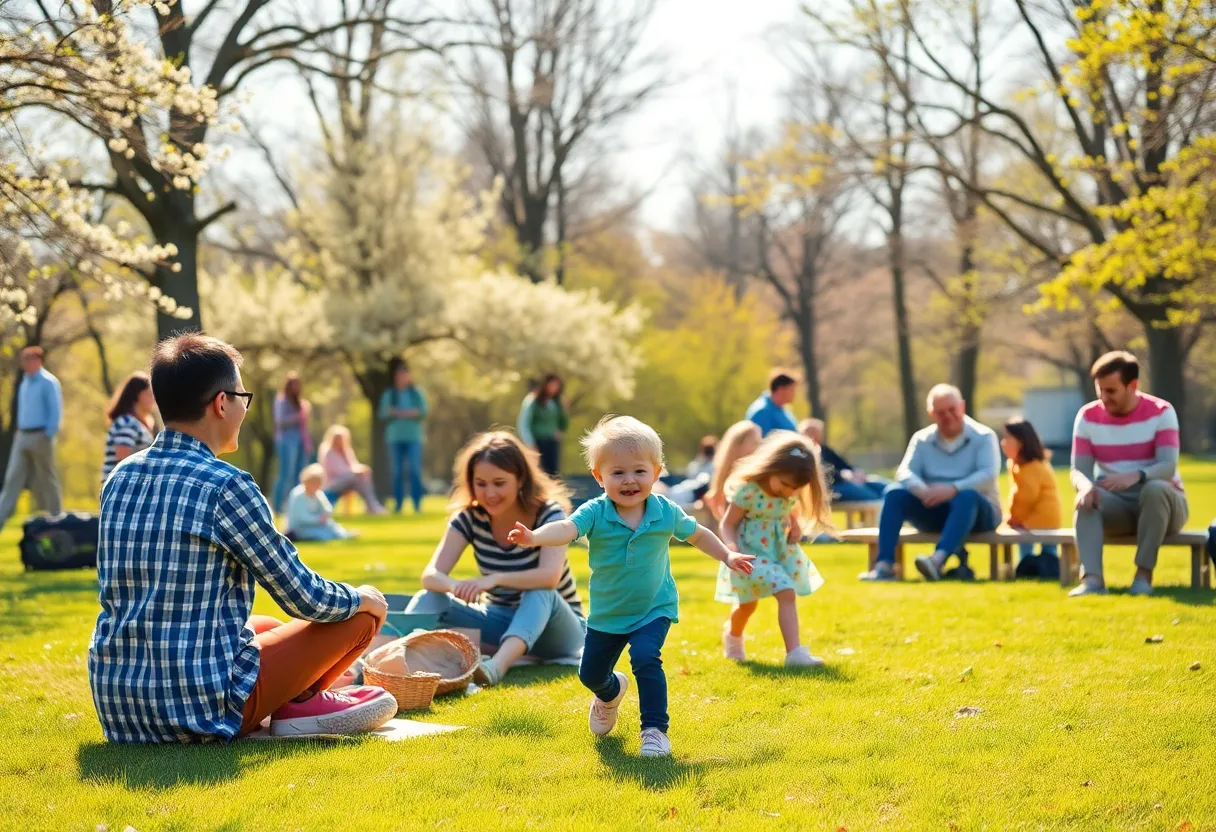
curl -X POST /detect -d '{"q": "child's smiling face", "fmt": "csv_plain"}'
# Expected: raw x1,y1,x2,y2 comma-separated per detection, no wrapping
595,449,659,509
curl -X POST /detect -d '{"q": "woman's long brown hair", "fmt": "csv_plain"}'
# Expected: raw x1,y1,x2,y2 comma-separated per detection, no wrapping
448,430,572,517
280,372,302,410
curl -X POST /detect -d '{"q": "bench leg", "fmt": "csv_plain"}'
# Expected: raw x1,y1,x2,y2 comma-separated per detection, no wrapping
1191,544,1205,590
1204,545,1213,590
868,543,877,571
1060,544,1075,587
895,544,905,580
1003,544,1014,581
988,545,999,581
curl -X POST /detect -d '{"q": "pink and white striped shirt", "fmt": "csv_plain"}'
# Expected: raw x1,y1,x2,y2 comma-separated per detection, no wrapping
1071,393,1184,492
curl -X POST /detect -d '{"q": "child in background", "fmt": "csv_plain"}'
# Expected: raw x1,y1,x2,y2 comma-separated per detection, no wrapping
704,421,763,522
1000,417,1061,562
508,415,754,758
717,431,832,666
285,464,356,542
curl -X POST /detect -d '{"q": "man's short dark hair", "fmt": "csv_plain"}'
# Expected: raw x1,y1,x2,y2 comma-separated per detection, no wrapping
21,346,43,359
1090,350,1139,385
769,369,797,394
151,333,243,423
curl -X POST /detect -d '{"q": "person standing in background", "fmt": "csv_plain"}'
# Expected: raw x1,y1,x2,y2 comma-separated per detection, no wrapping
746,370,799,437
272,372,312,514
0,346,62,530
101,371,158,484
519,374,568,476
378,359,428,514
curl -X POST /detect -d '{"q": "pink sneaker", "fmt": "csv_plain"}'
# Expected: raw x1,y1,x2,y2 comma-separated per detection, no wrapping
269,686,397,736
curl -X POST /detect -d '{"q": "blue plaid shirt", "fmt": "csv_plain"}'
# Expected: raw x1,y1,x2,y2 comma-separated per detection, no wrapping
87,430,360,743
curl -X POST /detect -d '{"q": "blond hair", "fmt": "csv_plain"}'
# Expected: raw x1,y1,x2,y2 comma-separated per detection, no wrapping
728,432,833,531
299,463,325,484
318,424,356,465
581,415,664,473
706,421,762,521
448,430,571,516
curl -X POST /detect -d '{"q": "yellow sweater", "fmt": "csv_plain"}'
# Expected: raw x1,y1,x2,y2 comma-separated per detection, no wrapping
1008,459,1062,529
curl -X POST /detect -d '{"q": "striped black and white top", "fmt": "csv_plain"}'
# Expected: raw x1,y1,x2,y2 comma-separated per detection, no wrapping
102,413,154,483
449,500,584,616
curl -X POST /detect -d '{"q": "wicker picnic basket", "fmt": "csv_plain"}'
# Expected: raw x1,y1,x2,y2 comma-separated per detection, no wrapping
402,629,479,695
363,661,441,713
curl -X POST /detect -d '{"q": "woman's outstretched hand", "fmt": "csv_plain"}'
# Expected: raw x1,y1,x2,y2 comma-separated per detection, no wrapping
726,552,755,575
506,522,535,547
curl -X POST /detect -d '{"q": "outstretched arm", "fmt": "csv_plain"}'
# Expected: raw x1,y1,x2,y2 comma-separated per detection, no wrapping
507,519,580,548
687,524,754,574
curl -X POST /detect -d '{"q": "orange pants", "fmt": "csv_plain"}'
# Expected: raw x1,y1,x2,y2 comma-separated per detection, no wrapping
238,611,381,736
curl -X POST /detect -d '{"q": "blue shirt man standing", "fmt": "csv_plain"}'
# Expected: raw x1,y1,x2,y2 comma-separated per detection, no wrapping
0,346,63,529
745,370,799,437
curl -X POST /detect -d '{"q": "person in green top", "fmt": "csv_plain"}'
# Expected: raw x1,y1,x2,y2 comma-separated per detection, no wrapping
517,374,568,476
377,359,428,513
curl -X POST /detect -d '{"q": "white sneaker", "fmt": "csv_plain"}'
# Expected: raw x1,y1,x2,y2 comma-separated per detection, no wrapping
589,671,629,736
1128,576,1154,596
1068,578,1109,597
722,623,746,661
785,646,825,668
915,552,945,582
640,727,672,757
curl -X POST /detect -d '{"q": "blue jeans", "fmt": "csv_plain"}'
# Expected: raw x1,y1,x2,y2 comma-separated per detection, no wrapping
405,589,586,658
832,478,887,503
1018,542,1059,558
272,431,306,513
877,484,999,565
579,617,672,733
389,440,424,513
290,521,350,542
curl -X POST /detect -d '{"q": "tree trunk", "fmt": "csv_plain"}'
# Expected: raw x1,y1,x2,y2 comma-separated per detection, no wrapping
1143,322,1190,450
796,301,825,425
153,218,203,339
889,233,918,439
356,362,395,500
954,322,980,407
0,369,22,476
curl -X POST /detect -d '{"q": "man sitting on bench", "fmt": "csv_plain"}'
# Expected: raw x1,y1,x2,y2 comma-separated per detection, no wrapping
798,418,886,503
860,384,1000,582
1069,351,1188,597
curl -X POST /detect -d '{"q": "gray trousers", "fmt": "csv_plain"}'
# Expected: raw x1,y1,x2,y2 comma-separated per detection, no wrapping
1075,481,1188,578
0,430,62,527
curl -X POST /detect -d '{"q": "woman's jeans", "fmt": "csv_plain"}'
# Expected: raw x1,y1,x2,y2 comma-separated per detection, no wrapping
273,430,306,513
390,440,424,513
535,436,561,476
405,589,586,659
579,617,672,733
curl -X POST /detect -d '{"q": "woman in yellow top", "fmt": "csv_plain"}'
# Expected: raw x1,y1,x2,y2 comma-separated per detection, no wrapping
1000,418,1061,564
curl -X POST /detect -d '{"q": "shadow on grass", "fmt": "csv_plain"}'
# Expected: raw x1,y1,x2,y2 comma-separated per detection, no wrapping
1119,585,1214,607
77,737,327,789
496,664,579,688
594,735,712,791
8,572,99,598
739,661,853,683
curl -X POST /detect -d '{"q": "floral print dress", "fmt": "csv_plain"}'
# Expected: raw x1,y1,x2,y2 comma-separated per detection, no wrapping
715,481,825,604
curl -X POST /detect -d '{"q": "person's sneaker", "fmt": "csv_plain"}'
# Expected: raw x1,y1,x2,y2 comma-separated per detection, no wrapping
1067,579,1109,598
859,561,897,581
785,646,825,668
1128,576,1154,597
639,727,672,757
269,686,397,736
915,553,944,582
589,671,629,736
722,623,746,661
472,656,503,686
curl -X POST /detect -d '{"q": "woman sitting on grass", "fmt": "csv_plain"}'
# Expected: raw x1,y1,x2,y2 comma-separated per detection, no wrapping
405,430,586,686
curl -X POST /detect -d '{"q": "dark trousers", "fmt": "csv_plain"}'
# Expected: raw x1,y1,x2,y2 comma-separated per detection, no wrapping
877,484,998,565
578,617,672,732
535,436,561,476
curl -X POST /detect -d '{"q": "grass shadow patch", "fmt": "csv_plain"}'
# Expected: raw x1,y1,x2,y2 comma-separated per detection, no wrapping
77,737,330,789
482,710,555,738
739,661,853,683
495,664,578,688
1141,586,1214,607
593,735,711,791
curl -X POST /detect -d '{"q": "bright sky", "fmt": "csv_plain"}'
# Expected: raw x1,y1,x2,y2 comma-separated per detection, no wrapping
625,0,798,230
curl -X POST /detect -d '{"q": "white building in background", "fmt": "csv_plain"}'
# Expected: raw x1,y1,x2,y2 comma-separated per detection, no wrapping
1021,387,1087,458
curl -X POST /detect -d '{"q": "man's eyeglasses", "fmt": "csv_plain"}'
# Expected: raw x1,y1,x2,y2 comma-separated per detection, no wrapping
217,390,254,408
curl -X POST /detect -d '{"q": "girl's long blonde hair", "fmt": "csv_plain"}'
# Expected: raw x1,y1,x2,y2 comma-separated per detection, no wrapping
318,424,357,465
728,431,834,531
706,421,763,520
449,430,572,517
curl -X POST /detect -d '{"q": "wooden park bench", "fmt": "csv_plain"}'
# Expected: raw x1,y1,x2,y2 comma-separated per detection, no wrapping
835,500,883,529
838,526,1212,589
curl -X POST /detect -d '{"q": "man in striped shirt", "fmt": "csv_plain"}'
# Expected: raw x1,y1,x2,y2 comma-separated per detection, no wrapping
1070,351,1188,597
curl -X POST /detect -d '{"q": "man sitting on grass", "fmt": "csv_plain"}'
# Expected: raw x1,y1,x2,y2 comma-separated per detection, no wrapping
88,333,395,742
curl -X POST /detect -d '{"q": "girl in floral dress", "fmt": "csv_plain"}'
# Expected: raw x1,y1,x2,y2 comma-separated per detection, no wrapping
716,432,832,667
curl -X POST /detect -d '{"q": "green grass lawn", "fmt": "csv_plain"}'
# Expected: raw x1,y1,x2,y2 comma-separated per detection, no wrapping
2,464,1215,831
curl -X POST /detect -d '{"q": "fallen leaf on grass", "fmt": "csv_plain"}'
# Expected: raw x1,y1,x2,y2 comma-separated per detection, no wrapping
1082,780,1093,787
1178,821,1193,832
958,666,973,681
993,641,1003,648
954,706,983,718
666,807,678,820
1172,618,1181,626
1146,634,1165,644
904,633,919,644
836,647,856,656
759,810,780,817
1188,662,1201,671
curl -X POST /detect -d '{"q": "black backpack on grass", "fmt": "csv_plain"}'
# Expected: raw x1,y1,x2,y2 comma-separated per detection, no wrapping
20,512,99,571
